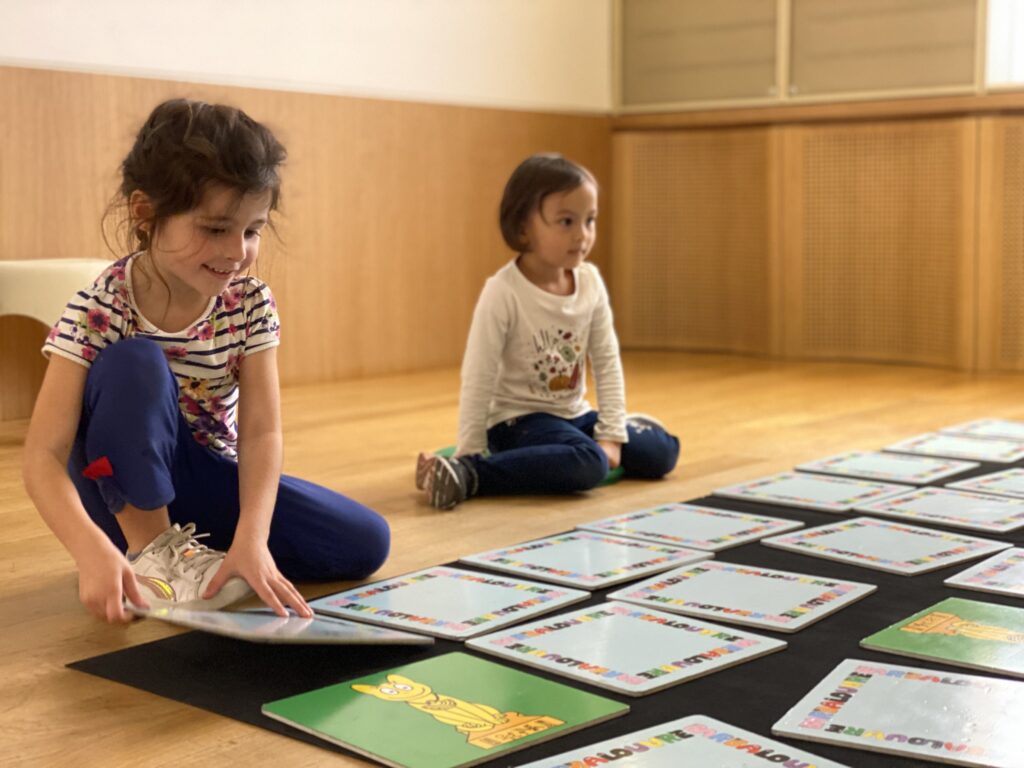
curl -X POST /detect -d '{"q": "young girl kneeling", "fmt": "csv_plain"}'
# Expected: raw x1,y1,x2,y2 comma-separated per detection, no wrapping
417,154,680,510
22,99,390,623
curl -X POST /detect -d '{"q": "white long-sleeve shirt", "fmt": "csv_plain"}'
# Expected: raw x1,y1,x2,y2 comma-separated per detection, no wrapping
455,259,627,455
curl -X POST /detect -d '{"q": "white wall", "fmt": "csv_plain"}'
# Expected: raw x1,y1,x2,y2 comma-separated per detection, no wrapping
0,0,613,112
988,0,1024,86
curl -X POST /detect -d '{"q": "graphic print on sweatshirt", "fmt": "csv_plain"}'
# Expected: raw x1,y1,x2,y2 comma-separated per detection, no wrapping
530,326,584,397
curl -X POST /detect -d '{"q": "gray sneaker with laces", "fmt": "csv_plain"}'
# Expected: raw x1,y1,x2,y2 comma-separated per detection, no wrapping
417,453,477,510
129,523,253,610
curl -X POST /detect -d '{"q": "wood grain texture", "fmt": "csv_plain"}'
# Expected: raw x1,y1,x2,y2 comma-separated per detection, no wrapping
0,64,611,390
611,127,777,355
4,351,1024,766
611,91,1024,130
0,316,48,421
780,117,977,368
977,115,1024,372
616,117,982,369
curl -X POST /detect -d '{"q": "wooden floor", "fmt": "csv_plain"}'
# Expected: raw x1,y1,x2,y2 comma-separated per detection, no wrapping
4,350,1024,767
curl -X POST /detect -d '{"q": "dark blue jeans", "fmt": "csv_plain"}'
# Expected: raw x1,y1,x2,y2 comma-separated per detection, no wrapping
465,411,680,496
68,338,390,582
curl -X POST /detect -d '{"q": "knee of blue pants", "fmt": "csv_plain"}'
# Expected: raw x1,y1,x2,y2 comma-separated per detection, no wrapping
625,432,681,479
655,434,681,477
568,443,609,491
266,473,393,582
82,337,179,512
346,511,391,580
87,337,177,404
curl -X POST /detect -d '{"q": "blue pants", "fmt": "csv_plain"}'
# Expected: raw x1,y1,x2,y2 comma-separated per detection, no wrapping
467,411,680,496
68,339,390,582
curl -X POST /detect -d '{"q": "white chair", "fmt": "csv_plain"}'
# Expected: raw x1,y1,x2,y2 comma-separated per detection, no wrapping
0,258,113,326
0,258,112,421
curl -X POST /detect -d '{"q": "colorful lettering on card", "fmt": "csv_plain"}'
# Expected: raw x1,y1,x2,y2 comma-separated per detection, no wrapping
466,601,785,696
577,503,803,551
761,517,1010,575
460,531,711,589
945,548,1024,598
608,560,876,633
796,450,977,484
308,567,589,639
517,714,850,768
713,472,912,512
941,418,1024,441
773,659,1024,767
885,432,1024,463
855,487,1024,533
948,468,1024,500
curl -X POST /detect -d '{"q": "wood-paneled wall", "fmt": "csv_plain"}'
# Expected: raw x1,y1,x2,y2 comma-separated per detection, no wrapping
978,116,1024,372
611,127,781,355
5,63,1024,424
780,117,977,368
0,65,610,418
612,113,1023,372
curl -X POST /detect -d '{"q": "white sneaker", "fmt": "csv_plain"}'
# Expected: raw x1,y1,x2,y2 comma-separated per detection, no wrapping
129,523,253,610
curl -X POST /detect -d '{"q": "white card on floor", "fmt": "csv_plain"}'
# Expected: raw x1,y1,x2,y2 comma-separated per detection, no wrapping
517,714,851,768
797,450,977,484
713,471,911,512
608,561,876,633
885,432,1024,463
949,468,1024,499
772,658,1024,768
762,517,1010,575
459,531,711,589
942,418,1024,442
577,502,804,551
945,548,1024,598
309,566,589,639
129,606,434,645
855,487,1024,533
466,601,785,696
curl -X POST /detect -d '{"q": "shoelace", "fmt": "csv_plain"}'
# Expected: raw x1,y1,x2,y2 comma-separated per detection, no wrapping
164,523,225,581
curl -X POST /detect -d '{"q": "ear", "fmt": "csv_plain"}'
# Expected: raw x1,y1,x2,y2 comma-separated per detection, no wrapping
352,684,379,695
129,190,155,233
518,225,531,252
388,674,415,686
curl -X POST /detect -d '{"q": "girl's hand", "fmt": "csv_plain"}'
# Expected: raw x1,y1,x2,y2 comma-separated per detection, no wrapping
597,439,622,470
205,539,312,618
77,543,150,624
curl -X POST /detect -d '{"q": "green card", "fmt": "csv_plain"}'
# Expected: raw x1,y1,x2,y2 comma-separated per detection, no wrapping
261,652,628,768
861,596,1024,678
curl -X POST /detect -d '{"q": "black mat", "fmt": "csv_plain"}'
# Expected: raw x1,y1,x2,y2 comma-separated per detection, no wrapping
71,459,1024,767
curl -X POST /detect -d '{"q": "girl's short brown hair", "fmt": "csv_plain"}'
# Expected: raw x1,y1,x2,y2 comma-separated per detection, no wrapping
498,153,597,252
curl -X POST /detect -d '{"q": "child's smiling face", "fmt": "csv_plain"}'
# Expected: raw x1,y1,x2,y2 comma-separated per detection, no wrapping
521,181,598,273
148,184,271,300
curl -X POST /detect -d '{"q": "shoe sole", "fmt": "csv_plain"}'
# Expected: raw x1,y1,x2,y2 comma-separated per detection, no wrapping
415,453,433,490
135,576,254,611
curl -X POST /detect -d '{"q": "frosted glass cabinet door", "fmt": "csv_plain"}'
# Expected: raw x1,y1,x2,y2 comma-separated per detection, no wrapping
620,0,776,106
789,0,977,96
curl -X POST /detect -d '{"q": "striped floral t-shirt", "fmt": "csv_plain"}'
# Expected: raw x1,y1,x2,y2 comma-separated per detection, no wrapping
43,253,281,459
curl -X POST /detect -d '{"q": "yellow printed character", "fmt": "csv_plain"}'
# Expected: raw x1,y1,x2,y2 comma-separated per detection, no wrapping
352,674,508,733
352,673,565,749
